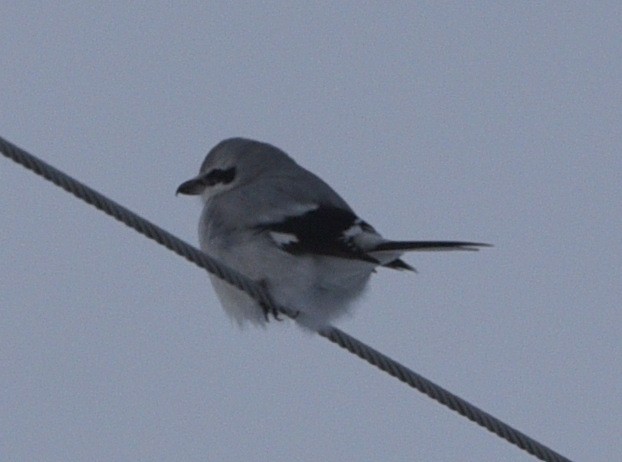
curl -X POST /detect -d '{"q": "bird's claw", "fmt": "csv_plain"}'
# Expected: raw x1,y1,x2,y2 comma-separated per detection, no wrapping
258,280,282,322
257,280,301,321
260,302,282,322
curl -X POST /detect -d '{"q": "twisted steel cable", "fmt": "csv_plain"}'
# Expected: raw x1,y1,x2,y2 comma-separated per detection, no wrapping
1,136,573,462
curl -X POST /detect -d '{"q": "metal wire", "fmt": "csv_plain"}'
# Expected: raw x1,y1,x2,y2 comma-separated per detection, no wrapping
1,136,573,462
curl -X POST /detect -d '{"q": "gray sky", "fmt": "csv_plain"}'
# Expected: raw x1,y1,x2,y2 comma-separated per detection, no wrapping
1,3,620,461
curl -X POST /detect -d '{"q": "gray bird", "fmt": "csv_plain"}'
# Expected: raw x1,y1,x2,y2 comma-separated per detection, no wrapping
177,138,488,330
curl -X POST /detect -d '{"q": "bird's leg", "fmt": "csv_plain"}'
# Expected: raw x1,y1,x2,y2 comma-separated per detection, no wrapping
257,279,282,322
259,300,282,321
256,280,302,321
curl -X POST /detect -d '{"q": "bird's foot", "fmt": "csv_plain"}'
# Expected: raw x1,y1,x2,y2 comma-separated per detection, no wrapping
260,301,282,322
257,280,282,322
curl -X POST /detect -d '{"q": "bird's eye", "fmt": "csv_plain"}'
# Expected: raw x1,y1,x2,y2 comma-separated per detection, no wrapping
204,167,236,186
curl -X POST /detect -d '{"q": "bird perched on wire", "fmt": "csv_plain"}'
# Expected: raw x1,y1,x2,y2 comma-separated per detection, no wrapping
177,138,489,330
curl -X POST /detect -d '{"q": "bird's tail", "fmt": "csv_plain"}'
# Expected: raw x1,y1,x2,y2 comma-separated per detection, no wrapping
373,241,491,252
368,241,490,272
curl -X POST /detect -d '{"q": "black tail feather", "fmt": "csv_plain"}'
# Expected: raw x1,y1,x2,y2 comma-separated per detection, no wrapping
373,241,492,252
383,258,417,272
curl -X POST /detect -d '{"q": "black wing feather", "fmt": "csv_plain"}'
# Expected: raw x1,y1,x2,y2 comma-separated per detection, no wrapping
258,206,380,264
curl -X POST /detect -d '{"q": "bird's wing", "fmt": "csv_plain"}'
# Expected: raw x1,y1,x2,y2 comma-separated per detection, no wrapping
257,205,490,271
256,205,383,265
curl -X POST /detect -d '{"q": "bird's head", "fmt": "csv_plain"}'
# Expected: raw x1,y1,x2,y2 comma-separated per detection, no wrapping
176,137,296,202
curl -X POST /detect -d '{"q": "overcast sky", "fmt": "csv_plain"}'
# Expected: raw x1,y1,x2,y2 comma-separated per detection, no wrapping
1,3,620,461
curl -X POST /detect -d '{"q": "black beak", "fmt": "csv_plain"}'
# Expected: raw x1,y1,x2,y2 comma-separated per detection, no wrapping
176,167,236,196
176,177,205,196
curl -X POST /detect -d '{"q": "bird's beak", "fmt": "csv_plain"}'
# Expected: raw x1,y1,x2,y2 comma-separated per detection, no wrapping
176,176,205,196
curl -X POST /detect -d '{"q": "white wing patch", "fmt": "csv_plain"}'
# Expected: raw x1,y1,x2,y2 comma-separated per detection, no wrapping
341,222,364,239
269,231,299,247
344,219,386,250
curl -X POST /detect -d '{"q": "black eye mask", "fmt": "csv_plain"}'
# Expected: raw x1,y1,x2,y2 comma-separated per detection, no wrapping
203,167,236,186
176,167,237,196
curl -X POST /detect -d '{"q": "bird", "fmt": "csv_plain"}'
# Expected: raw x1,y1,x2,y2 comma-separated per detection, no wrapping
177,138,489,331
